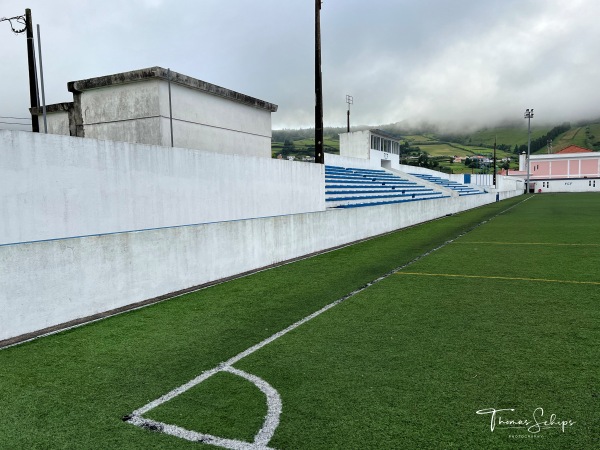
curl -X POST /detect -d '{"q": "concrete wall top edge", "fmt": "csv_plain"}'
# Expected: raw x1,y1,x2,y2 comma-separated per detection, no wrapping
29,102,74,114
530,152,600,161
0,129,302,167
66,66,278,113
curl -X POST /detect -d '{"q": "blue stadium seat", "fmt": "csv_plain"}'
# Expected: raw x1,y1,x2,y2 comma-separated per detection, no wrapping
324,165,451,208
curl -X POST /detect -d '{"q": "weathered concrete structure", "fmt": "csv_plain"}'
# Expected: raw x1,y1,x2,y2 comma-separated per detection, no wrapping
340,129,402,160
33,67,278,158
31,102,75,136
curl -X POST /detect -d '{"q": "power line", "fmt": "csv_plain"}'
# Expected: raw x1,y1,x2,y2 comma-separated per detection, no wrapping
0,15,27,34
0,115,31,120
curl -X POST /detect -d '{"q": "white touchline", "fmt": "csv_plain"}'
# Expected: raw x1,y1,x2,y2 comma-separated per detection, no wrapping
126,197,530,449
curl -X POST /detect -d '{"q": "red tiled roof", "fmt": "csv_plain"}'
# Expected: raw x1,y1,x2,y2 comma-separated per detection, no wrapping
556,145,593,154
499,169,526,176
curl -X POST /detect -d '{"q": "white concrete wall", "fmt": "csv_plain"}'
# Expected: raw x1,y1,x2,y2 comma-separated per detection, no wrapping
0,131,325,246
397,164,448,177
80,80,162,146
45,110,70,135
78,78,272,157
339,130,371,159
532,178,600,193
325,152,378,169
497,176,525,192
0,188,523,343
158,81,272,158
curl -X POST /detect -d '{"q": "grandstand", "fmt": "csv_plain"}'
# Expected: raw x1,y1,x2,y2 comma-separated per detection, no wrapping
325,165,448,208
409,172,484,196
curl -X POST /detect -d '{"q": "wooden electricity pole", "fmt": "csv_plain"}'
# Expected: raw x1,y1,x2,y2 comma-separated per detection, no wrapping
314,0,324,164
493,136,497,188
25,9,40,132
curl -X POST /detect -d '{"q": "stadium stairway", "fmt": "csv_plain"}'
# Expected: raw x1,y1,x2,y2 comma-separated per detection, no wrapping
325,165,450,208
409,173,484,196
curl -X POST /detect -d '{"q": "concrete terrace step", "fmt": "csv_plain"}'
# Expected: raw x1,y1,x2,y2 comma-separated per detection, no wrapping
409,173,483,195
330,194,451,209
326,188,434,195
325,173,404,180
325,184,426,189
325,180,418,187
327,191,441,202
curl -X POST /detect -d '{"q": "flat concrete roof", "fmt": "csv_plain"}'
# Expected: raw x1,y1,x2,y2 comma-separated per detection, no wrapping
30,102,73,115
369,129,402,141
67,66,278,112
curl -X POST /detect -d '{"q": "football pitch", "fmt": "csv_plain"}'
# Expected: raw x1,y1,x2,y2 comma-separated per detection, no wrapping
1,193,598,449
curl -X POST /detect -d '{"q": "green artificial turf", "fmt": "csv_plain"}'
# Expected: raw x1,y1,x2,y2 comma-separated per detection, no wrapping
3,194,598,449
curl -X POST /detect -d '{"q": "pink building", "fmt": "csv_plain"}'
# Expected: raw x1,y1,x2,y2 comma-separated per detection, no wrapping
513,146,600,193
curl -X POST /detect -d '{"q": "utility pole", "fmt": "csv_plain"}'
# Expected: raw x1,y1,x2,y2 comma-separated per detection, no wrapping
493,136,497,188
314,0,324,164
1,9,39,132
36,24,48,133
25,9,40,132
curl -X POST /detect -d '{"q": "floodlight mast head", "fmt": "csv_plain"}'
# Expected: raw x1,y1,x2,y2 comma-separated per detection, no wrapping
346,94,353,107
346,94,353,132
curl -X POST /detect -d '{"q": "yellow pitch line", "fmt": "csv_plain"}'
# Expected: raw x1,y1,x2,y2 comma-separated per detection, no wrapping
396,272,600,285
452,241,600,247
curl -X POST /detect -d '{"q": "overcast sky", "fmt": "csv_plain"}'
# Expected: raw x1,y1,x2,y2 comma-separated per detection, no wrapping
2,0,600,132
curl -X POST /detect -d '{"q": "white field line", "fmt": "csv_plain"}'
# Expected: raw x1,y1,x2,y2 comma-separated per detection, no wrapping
126,196,531,449
127,414,276,450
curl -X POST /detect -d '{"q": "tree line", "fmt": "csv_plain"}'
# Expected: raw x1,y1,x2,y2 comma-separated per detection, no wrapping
512,123,571,154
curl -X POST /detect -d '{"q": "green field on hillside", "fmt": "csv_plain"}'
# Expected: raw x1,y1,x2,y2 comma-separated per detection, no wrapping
549,123,600,152
466,126,551,148
272,137,339,158
272,120,600,163
1,193,598,449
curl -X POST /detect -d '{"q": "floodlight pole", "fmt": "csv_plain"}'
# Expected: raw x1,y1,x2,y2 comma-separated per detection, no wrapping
314,0,324,164
524,108,534,193
346,94,353,133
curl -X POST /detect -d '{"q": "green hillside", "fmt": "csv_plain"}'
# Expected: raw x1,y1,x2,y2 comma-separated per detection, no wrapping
465,126,551,149
271,120,600,168
548,123,600,152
